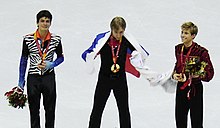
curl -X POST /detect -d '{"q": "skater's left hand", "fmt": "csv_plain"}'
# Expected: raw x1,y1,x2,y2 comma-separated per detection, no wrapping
44,61,55,70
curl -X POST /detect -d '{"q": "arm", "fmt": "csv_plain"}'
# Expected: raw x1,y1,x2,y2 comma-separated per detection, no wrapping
45,41,64,69
172,45,187,82
18,39,29,90
200,50,214,82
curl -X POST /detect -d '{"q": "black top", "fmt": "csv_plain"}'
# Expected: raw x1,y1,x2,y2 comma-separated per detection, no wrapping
99,36,135,77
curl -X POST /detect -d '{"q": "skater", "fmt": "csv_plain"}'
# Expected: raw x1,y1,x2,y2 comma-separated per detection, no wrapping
16,10,64,128
82,16,170,128
172,22,214,128
82,16,151,128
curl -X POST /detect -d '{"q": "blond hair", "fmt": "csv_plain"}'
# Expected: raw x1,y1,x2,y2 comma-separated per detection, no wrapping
110,16,126,31
181,22,198,36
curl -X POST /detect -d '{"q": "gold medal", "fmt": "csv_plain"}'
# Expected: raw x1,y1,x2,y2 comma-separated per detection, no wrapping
109,36,122,73
111,64,120,73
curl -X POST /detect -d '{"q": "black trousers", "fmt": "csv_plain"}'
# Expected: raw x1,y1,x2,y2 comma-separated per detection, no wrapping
27,73,56,128
175,82,203,128
88,73,131,128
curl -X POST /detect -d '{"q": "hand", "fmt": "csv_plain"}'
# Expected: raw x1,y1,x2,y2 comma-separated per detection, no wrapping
38,61,46,70
173,73,186,82
15,86,24,94
5,86,23,97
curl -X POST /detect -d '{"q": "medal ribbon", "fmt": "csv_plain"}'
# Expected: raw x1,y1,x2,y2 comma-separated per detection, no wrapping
180,43,194,73
180,43,195,100
36,39,50,61
110,36,122,66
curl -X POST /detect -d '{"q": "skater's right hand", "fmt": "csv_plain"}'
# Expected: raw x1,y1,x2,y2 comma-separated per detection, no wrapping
38,61,46,70
12,86,24,94
173,73,186,82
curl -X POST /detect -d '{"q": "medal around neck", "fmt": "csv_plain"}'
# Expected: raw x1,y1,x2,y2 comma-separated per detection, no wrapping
111,64,120,73
109,36,122,73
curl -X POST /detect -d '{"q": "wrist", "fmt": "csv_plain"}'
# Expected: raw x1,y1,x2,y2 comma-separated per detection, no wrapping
45,61,55,69
18,80,25,90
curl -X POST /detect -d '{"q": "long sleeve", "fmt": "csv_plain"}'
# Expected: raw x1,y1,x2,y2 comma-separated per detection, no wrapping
200,50,214,82
54,41,64,66
18,40,29,90
45,41,64,69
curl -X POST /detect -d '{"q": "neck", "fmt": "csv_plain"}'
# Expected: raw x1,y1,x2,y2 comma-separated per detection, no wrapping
184,41,193,48
38,29,48,41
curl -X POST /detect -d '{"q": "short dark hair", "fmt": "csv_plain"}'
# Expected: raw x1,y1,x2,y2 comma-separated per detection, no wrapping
36,10,52,23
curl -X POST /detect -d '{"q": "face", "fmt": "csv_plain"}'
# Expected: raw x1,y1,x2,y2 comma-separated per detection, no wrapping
111,27,125,41
37,17,51,31
181,29,195,44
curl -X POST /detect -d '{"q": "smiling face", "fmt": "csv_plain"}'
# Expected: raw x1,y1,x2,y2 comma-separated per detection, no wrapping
180,22,198,46
181,28,195,45
37,17,51,32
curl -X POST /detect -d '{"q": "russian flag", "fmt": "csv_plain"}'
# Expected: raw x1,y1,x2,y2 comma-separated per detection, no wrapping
125,49,140,78
82,31,149,78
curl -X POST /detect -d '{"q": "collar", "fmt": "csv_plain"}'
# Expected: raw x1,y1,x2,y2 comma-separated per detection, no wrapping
34,29,51,41
108,35,121,47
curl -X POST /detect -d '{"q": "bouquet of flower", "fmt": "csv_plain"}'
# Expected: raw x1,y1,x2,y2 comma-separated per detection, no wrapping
4,87,27,109
185,56,208,77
